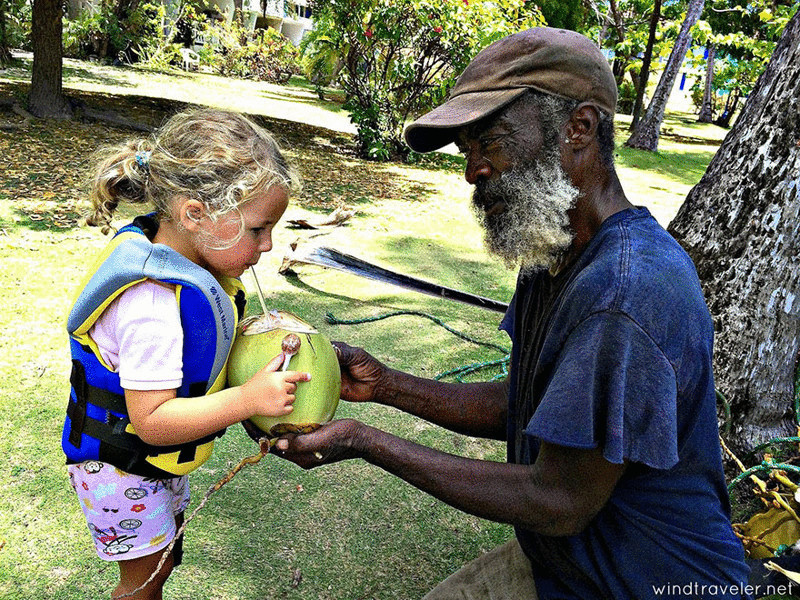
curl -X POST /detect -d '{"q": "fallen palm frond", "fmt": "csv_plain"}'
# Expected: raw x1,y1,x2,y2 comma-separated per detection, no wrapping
279,242,509,313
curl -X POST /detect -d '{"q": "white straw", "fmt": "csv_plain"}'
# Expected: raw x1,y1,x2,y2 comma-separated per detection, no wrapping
250,266,268,315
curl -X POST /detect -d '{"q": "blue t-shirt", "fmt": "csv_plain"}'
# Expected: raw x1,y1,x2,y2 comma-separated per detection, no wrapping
501,207,751,599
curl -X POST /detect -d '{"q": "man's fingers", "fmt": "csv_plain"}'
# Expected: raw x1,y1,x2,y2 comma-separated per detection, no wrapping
331,341,354,363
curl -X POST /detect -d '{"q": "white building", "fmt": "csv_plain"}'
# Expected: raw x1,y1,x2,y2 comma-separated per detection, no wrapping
263,0,312,45
67,0,312,46
194,0,312,43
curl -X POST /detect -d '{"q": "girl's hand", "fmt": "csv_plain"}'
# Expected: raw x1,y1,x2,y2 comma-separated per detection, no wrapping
241,352,311,418
332,342,389,403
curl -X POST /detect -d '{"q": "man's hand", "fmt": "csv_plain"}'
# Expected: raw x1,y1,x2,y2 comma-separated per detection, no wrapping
241,418,269,443
333,342,389,403
271,419,366,469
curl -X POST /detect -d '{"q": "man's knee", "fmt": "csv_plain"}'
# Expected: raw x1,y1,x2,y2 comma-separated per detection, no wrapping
423,539,537,600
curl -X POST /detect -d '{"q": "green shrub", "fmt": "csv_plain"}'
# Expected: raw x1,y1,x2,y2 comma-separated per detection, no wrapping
1,0,32,54
63,9,123,60
62,0,206,67
215,22,300,83
617,79,637,115
307,0,545,162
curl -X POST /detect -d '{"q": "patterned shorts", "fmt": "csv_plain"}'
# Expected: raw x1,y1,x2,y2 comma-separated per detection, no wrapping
67,461,191,562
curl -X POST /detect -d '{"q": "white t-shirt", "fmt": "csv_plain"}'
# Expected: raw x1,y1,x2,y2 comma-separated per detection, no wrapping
89,280,184,391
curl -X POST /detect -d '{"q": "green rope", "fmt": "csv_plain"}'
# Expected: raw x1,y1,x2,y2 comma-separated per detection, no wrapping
325,310,510,382
794,355,800,427
722,362,800,557
745,436,800,458
434,355,511,383
727,460,800,492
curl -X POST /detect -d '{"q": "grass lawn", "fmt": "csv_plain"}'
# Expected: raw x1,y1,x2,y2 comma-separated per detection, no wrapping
0,56,747,599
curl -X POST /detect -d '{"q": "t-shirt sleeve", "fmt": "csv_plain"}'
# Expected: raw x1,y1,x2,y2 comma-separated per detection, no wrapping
527,310,679,470
114,281,184,391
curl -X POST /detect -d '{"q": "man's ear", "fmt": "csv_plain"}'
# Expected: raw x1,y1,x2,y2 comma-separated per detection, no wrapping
564,103,601,149
178,199,207,232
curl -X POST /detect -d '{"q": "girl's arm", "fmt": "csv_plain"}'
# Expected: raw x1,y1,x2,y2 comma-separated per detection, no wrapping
126,353,310,446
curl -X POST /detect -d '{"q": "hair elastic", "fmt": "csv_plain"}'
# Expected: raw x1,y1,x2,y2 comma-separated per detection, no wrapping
135,151,151,170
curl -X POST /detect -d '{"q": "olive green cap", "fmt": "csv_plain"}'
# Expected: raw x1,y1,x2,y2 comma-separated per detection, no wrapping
404,27,617,153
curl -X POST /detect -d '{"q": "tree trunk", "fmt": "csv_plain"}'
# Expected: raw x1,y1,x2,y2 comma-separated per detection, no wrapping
713,88,740,129
608,0,628,85
0,0,11,66
667,9,800,453
630,0,662,130
625,0,705,151
697,43,716,123
29,0,72,118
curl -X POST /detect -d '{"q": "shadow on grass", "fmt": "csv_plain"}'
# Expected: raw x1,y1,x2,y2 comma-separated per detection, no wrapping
5,206,82,232
9,53,209,86
258,88,347,114
63,64,137,88
0,82,448,235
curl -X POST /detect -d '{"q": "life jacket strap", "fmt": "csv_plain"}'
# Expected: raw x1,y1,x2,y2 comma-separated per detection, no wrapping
67,360,128,449
70,359,128,412
67,397,223,454
67,362,87,448
67,358,225,477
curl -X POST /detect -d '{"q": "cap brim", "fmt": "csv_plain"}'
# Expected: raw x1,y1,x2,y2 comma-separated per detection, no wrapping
404,88,528,153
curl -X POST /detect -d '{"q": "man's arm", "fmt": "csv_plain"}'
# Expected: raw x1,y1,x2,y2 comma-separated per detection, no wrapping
378,370,509,440
275,420,625,537
335,342,509,440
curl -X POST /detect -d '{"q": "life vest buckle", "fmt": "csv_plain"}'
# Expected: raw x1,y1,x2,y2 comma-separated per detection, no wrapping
67,360,88,448
109,413,130,437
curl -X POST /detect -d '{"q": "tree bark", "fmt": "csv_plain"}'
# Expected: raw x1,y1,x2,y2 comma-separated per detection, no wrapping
630,0,662,130
697,43,715,123
667,9,800,453
29,0,72,118
625,0,705,151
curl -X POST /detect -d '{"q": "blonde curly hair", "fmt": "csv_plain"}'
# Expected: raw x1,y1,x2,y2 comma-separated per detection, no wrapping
87,108,299,247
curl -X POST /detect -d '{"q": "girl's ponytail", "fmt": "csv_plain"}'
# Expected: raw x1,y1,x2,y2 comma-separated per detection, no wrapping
86,141,151,234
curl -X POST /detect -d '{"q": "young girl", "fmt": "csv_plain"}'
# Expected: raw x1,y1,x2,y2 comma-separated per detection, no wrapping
62,108,308,599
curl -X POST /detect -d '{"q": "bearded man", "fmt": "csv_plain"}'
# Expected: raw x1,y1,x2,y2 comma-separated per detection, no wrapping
271,27,751,599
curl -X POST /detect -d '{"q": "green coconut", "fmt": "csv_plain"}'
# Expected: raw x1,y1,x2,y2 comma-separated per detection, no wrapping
227,310,341,437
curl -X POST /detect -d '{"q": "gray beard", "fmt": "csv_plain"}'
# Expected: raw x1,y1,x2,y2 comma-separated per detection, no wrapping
472,159,579,273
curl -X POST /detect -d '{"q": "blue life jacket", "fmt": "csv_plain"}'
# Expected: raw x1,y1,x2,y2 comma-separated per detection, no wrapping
62,215,246,478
